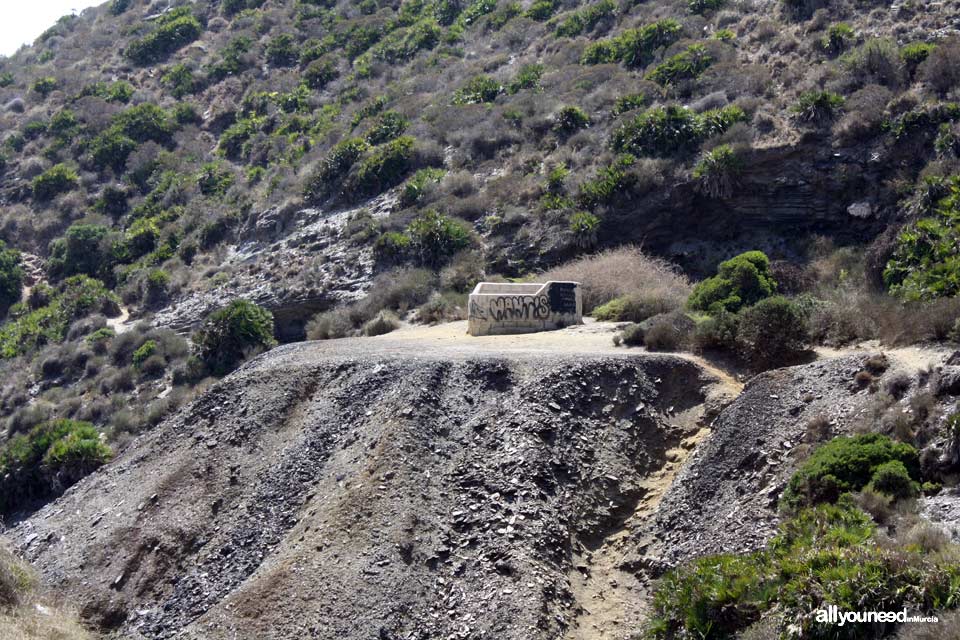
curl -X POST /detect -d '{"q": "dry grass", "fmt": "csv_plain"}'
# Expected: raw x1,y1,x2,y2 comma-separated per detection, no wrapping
0,543,93,640
537,247,691,314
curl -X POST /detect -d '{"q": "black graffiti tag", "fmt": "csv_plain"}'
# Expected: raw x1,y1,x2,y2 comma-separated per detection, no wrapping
489,295,551,321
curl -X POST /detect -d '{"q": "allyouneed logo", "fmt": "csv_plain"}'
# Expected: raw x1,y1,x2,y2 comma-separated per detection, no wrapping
816,605,939,626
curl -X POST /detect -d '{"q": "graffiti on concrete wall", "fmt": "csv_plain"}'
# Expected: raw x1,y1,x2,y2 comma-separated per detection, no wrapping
468,281,582,336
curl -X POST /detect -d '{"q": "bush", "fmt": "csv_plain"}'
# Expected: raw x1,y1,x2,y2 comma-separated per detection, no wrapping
266,34,298,67
569,211,600,249
32,164,79,201
616,323,645,346
400,167,446,206
884,178,960,301
0,241,23,311
365,111,409,145
132,339,158,368
304,138,370,202
641,311,693,350
868,460,918,499
406,210,472,267
0,419,112,514
648,498,960,640
611,105,746,157
363,310,401,336
452,75,502,104
593,294,679,322
692,308,739,351
822,23,855,56
917,39,960,95
689,0,724,14
539,247,691,313
647,44,713,86
736,296,809,367
346,135,416,198
125,7,203,65
692,144,743,198
553,106,590,135
781,433,920,510
792,90,845,123
192,300,277,375
306,308,355,340
555,0,616,38
303,57,339,90
31,77,57,97
580,19,682,68
689,250,777,313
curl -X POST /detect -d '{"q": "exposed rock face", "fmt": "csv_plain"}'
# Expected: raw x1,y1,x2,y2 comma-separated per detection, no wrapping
8,342,720,640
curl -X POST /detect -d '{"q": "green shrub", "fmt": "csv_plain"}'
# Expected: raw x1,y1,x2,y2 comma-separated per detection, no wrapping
781,434,920,510
453,75,502,104
218,117,261,160
303,57,338,90
31,77,57,97
689,0,724,13
692,308,739,351
365,111,409,145
112,103,175,144
569,211,600,249
736,296,809,367
89,129,137,172
0,419,112,514
577,154,636,209
197,162,235,197
132,340,158,368
713,28,735,41
580,19,682,67
884,178,960,300
0,72,12,88
400,167,446,206
32,164,78,201
125,7,203,65
792,90,845,123
868,460,919,499
688,250,777,313
406,210,472,267
266,34,298,67
192,300,277,376
611,93,646,116
647,44,713,86
594,295,677,323
822,23,855,56
555,0,616,38
346,135,416,199
692,144,743,198
611,105,746,157
161,63,198,98
645,497,960,640
374,231,413,263
901,42,936,68
506,64,544,94
304,137,370,202
0,241,23,311
525,0,559,20
553,106,590,134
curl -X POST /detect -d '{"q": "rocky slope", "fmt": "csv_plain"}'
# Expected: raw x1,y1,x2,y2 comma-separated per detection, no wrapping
7,326,959,639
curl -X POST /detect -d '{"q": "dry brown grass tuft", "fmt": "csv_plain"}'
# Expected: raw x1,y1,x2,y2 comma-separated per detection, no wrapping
537,247,691,314
0,543,94,640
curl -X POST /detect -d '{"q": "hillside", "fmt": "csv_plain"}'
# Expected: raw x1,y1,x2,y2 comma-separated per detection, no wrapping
2,0,960,637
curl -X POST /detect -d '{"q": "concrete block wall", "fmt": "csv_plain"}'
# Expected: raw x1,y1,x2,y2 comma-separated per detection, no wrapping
467,281,582,336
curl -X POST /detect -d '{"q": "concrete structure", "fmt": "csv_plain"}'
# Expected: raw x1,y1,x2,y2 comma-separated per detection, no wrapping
467,281,582,336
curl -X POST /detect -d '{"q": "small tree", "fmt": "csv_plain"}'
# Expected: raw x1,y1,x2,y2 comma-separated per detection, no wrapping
192,300,277,375
688,250,777,313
